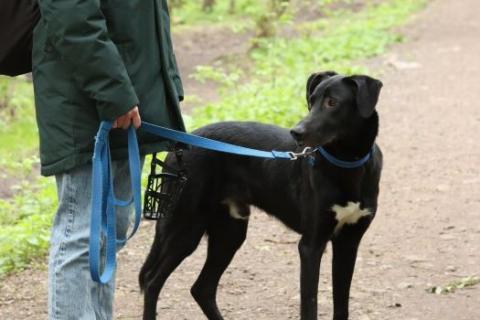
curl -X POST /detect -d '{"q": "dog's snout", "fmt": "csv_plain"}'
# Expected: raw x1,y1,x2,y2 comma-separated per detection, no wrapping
290,127,305,142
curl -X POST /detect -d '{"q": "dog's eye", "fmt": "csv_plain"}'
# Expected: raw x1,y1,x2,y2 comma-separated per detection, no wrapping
324,97,338,108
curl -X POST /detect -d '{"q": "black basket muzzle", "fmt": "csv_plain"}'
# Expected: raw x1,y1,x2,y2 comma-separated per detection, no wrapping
143,152,187,220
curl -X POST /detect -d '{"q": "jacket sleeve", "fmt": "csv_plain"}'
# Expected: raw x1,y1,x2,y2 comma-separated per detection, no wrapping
39,0,138,120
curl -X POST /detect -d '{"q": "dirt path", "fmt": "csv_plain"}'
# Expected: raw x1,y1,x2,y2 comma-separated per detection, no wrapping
1,0,480,319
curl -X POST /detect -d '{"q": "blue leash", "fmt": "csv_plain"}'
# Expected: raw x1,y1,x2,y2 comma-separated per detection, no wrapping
140,121,299,160
89,120,372,284
141,122,373,165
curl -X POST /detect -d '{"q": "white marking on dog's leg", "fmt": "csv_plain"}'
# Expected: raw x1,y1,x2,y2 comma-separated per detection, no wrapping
222,199,249,220
331,202,371,234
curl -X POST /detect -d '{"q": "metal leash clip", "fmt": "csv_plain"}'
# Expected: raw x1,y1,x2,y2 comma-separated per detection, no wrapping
287,147,315,160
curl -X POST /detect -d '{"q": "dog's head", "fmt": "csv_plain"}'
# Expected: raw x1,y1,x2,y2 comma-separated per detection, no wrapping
291,71,383,147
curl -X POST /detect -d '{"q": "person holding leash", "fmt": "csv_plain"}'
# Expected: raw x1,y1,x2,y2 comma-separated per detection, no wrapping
32,0,185,318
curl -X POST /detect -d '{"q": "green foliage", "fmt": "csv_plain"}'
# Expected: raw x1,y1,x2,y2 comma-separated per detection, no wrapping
251,0,293,41
170,0,366,30
192,65,244,88
427,276,480,295
0,75,51,277
0,178,56,276
189,0,427,130
171,0,264,26
0,76,38,168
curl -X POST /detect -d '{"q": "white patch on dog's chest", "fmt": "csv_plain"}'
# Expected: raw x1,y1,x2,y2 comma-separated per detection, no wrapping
331,202,371,234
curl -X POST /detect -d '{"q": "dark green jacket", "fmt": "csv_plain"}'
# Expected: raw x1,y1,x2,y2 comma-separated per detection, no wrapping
33,0,185,176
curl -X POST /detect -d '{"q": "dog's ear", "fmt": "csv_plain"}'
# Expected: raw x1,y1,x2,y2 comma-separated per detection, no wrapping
345,75,383,118
306,71,337,107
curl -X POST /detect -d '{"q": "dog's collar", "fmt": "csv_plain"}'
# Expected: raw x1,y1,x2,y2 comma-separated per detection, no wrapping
307,146,374,169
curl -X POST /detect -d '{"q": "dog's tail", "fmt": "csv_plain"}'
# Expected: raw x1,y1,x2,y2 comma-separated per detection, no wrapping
138,261,150,293
139,252,159,292
139,233,165,292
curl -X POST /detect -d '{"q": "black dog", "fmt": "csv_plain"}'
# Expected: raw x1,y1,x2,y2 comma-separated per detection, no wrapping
139,71,383,320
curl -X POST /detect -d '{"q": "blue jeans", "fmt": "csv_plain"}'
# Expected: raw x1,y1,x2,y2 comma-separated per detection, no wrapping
49,159,139,320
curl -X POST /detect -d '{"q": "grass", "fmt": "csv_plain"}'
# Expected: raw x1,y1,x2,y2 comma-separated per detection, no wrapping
0,0,427,278
0,178,56,275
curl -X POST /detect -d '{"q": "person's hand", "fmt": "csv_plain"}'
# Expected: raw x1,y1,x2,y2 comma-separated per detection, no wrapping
113,106,141,129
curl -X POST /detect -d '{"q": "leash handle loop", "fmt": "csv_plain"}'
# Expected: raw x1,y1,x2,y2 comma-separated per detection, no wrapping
89,121,142,284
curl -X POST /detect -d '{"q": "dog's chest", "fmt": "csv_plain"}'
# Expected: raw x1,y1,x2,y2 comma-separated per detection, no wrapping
331,202,371,234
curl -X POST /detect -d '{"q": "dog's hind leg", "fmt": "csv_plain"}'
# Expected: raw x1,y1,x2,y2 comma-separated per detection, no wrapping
141,221,206,320
191,206,249,320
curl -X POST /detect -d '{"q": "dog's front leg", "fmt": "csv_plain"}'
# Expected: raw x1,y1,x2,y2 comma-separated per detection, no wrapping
298,234,328,320
331,222,370,320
